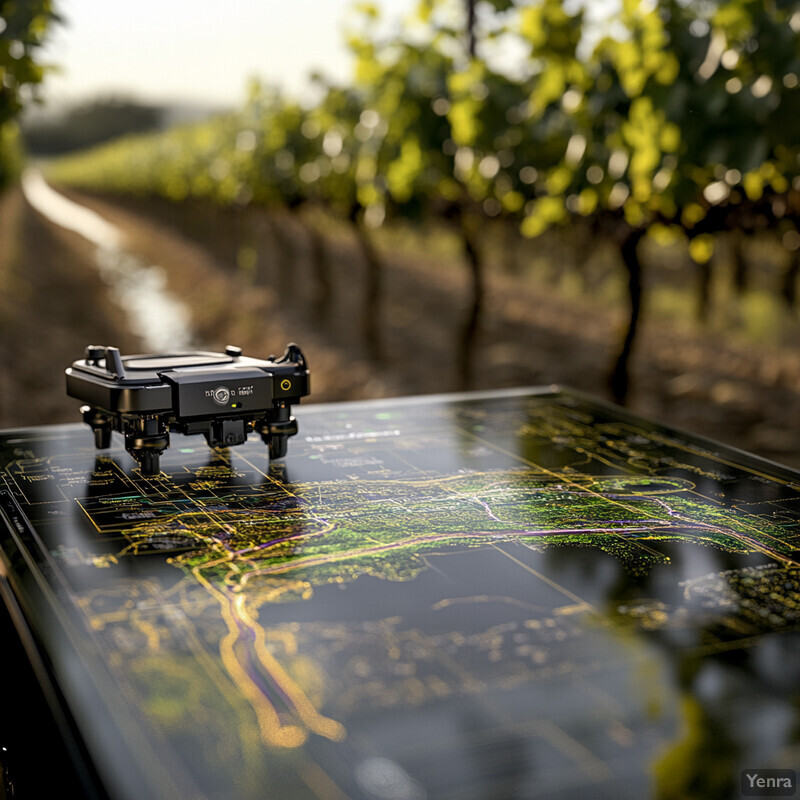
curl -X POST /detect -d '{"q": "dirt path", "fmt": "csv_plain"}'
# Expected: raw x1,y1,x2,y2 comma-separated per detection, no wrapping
0,186,141,428
9,183,800,469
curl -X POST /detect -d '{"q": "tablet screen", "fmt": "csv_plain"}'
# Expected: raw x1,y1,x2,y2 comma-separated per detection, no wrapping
2,388,798,799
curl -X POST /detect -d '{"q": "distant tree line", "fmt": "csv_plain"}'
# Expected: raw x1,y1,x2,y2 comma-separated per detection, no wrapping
21,97,168,156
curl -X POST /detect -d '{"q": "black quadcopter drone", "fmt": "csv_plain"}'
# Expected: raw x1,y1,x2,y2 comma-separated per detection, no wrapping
66,343,309,476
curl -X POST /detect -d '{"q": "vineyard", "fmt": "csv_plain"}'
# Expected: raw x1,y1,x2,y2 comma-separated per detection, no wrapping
22,0,800,463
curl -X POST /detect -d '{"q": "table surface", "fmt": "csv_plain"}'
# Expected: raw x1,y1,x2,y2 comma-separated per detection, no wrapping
1,387,799,800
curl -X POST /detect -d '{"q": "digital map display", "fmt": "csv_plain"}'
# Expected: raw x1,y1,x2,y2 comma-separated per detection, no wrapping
1,388,799,800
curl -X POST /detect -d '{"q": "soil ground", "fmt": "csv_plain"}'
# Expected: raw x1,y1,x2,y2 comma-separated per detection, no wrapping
3,182,800,469
0,186,140,428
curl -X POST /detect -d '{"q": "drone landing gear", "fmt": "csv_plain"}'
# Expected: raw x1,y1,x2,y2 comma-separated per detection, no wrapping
81,406,113,449
82,405,169,477
258,404,298,459
128,435,169,477
125,418,170,476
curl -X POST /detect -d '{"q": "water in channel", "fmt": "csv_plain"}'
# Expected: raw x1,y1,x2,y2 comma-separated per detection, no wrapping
21,169,193,352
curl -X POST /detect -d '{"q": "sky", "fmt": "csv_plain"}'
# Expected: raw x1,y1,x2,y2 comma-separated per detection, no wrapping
37,0,619,113
38,0,413,110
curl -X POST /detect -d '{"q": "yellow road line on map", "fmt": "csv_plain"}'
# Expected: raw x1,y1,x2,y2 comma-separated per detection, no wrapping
456,428,671,530
299,761,350,800
235,594,345,742
191,565,344,748
490,543,592,608
193,569,306,748
75,499,102,532
459,428,800,565
236,451,303,500
647,430,796,486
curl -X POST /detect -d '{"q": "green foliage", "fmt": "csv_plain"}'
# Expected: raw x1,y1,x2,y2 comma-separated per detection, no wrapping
45,0,800,256
0,116,21,185
0,0,58,187
523,0,800,240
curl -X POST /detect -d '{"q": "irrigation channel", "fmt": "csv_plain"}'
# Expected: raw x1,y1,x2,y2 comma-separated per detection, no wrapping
21,169,192,352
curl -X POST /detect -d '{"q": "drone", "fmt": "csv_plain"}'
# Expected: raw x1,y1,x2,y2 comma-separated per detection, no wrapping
66,343,309,476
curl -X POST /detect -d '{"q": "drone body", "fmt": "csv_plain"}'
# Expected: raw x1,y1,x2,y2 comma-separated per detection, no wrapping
66,343,309,475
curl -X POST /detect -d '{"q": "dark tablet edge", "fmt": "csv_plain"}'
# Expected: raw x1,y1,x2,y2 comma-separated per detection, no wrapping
0,489,201,800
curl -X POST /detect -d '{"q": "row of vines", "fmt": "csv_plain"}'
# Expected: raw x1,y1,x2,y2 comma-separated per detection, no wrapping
46,0,800,401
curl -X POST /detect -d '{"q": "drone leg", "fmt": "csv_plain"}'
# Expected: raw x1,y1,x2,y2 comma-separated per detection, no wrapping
125,430,169,477
81,406,113,449
138,451,160,477
269,434,288,459
94,426,112,449
259,404,298,460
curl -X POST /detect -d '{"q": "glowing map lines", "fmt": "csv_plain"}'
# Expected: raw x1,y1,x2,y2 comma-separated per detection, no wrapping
4,390,800,800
